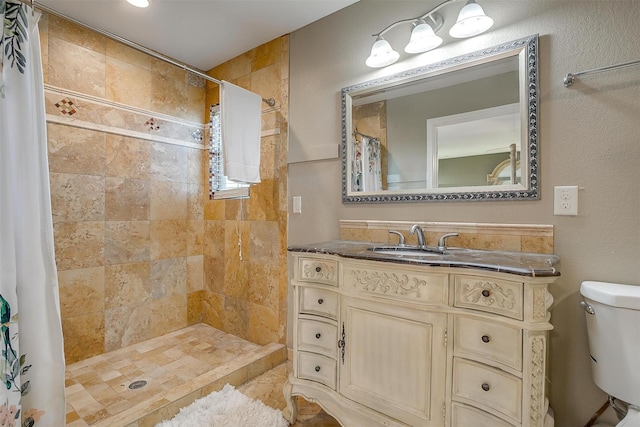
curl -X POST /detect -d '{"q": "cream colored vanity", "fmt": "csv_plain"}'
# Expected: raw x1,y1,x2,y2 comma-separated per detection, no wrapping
284,241,559,427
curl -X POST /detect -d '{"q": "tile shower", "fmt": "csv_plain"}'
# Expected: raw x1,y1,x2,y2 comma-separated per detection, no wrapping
39,11,290,425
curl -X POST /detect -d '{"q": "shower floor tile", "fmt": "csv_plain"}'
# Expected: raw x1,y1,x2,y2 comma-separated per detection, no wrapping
65,323,284,426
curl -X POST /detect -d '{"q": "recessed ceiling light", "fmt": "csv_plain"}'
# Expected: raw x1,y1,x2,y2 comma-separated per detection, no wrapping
127,0,149,8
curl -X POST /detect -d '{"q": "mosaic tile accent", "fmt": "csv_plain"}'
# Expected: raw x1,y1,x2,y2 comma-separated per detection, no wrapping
55,97,78,115
191,128,203,143
144,117,160,131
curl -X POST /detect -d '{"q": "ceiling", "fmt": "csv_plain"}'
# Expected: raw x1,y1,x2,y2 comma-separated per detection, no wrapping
36,0,358,71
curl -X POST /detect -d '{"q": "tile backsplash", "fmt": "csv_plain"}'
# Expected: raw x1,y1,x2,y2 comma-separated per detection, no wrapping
340,220,554,253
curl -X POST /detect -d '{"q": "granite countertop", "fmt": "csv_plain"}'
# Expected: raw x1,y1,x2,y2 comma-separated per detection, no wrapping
288,240,560,277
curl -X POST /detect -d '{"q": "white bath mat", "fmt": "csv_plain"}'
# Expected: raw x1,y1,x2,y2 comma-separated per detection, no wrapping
156,383,288,427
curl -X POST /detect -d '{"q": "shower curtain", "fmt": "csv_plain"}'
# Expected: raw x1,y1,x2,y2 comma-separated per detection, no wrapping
0,1,66,426
352,134,382,192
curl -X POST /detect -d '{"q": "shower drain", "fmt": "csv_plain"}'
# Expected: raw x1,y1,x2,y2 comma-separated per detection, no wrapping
128,380,148,390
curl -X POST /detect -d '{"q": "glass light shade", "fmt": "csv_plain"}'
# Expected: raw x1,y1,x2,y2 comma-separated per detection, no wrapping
127,0,149,7
404,21,443,53
449,0,494,38
365,37,400,68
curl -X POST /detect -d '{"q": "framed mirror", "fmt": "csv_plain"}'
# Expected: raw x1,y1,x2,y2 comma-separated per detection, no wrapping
341,34,539,203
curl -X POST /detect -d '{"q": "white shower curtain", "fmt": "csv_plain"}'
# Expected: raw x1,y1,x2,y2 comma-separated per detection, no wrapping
0,1,66,426
357,136,382,191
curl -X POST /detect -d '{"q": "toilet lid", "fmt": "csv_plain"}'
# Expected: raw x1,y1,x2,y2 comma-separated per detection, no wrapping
581,281,640,310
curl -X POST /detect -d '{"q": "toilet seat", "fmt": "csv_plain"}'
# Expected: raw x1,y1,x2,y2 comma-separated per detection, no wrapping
618,406,640,426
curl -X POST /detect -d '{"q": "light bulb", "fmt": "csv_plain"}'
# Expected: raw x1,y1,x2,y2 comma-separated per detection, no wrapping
449,0,493,38
365,37,400,68
127,0,149,8
404,20,443,54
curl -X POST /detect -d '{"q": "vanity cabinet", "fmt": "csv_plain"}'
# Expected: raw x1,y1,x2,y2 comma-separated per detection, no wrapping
284,252,557,427
340,297,447,426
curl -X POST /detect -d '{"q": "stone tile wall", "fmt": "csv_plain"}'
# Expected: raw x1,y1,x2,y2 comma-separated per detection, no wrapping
41,12,289,363
202,36,289,346
39,13,208,363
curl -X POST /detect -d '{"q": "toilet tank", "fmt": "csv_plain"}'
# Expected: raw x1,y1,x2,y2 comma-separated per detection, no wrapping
580,281,640,407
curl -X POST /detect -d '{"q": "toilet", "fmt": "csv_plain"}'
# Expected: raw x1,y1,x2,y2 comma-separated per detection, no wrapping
581,281,640,426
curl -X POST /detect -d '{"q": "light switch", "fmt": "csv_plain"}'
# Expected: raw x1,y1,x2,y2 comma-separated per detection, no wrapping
293,196,302,214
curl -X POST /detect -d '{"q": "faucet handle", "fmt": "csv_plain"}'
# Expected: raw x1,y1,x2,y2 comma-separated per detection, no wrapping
437,233,459,250
388,230,406,246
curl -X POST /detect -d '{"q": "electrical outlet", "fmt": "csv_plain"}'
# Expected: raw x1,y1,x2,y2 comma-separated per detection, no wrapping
554,186,578,215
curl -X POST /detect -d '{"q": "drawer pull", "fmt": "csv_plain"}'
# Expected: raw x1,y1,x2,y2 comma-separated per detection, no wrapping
315,266,322,272
317,298,324,304
315,365,321,372
481,383,490,391
481,335,491,343
481,290,491,297
315,333,322,339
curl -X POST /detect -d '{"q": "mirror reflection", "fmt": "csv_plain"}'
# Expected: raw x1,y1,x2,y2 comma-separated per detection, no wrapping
342,35,539,203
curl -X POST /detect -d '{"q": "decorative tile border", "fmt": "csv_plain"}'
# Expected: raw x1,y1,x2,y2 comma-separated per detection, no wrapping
45,84,206,150
45,85,281,150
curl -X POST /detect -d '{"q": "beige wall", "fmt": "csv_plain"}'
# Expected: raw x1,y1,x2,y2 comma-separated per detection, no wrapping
288,1,640,426
202,36,290,346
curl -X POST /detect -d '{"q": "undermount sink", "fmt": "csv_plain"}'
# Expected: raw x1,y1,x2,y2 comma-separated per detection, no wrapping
368,247,446,257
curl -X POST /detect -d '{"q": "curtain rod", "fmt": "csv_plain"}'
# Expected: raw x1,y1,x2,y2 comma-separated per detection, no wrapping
563,59,640,87
32,1,276,107
354,130,378,141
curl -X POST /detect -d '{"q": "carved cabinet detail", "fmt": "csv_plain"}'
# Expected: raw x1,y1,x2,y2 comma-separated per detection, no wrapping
285,254,557,427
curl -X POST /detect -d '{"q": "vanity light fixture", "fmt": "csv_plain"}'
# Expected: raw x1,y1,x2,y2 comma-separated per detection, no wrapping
449,0,494,38
126,0,149,8
365,36,400,68
404,18,443,53
365,0,494,68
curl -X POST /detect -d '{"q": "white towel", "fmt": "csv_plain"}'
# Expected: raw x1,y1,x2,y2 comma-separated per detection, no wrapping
220,80,261,184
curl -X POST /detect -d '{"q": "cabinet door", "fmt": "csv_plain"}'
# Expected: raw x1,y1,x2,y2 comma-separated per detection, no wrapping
340,297,447,427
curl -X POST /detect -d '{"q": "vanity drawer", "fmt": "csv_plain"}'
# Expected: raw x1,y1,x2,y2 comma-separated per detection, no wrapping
451,402,515,427
297,351,336,390
298,257,338,286
454,275,523,320
342,263,448,305
452,357,522,424
299,286,339,319
297,317,337,358
453,315,522,371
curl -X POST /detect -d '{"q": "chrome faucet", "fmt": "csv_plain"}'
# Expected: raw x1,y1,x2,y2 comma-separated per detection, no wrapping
409,224,426,247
